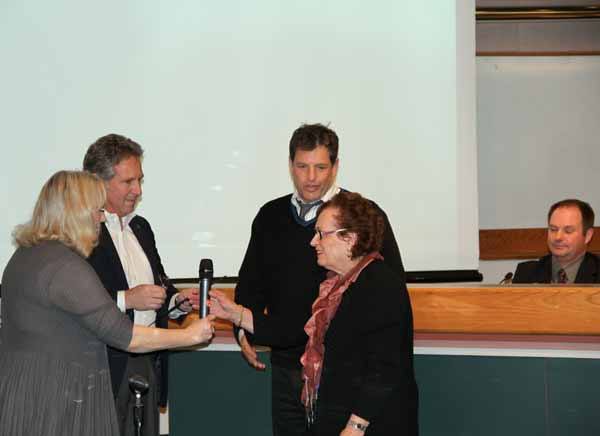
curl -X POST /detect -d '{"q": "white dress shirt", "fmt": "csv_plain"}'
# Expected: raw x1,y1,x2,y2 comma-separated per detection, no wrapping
291,184,340,222
104,211,178,326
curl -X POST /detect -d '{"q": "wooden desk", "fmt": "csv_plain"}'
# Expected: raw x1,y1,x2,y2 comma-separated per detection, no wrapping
168,285,600,436
172,284,600,335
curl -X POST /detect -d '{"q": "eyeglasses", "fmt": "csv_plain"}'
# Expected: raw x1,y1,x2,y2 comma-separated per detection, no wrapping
314,227,348,240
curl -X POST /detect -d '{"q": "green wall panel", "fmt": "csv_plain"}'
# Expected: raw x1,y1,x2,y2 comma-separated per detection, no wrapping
546,358,600,436
169,351,600,436
415,356,546,436
169,351,273,436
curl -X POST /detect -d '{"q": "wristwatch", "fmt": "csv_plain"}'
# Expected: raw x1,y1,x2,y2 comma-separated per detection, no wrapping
346,419,369,432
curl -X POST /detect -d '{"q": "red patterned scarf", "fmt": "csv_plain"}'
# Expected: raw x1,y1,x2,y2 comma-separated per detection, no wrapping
300,252,383,424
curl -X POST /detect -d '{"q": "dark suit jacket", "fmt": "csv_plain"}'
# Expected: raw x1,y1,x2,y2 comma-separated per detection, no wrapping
513,252,600,284
87,215,178,407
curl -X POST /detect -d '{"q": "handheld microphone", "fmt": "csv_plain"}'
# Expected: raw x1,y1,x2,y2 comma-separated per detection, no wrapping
499,272,513,285
199,259,213,318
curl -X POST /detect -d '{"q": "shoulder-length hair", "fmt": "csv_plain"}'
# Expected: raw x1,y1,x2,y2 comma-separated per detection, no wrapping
14,170,106,257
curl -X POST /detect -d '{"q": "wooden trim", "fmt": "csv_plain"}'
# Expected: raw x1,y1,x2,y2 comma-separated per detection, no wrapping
476,6,600,20
171,285,600,336
476,51,600,56
479,227,600,260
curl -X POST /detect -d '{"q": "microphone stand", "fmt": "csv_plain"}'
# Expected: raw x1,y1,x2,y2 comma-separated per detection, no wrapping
129,375,150,436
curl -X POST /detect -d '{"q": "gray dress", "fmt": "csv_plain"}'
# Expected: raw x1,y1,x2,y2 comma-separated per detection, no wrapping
0,241,133,436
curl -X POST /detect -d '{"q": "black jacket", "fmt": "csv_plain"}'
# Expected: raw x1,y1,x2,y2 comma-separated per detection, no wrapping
513,252,600,284
313,260,418,436
235,193,404,368
87,215,178,407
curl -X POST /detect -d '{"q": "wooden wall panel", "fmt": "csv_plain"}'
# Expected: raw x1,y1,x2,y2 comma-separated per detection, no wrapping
479,228,547,260
479,227,600,260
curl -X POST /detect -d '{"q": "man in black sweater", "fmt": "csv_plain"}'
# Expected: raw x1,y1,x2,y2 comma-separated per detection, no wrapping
234,123,405,436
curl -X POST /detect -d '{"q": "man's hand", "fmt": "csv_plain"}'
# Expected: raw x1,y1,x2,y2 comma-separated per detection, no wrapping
239,333,266,371
177,288,200,312
125,284,166,310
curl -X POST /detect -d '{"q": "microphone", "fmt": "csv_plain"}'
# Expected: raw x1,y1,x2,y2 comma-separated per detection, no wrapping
199,258,213,318
128,374,149,396
129,374,149,436
499,272,513,285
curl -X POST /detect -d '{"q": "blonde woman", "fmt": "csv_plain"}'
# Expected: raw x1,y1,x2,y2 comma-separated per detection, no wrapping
0,170,215,436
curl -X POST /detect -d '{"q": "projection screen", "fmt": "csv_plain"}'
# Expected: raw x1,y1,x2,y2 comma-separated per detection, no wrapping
0,1,478,279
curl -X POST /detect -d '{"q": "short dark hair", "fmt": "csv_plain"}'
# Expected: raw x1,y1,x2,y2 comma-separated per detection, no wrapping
289,123,338,164
547,198,595,233
83,133,144,181
318,191,385,258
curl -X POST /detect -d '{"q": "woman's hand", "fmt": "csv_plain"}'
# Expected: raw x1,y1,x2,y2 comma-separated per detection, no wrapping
186,314,216,344
340,428,364,436
209,290,255,333
209,290,242,324
340,414,369,436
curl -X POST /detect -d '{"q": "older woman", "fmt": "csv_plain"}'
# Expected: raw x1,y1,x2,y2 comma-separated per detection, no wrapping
0,171,215,436
210,191,417,435
301,191,418,436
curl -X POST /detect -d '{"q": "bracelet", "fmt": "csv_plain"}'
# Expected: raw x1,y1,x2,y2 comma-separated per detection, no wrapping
237,306,244,327
346,419,369,432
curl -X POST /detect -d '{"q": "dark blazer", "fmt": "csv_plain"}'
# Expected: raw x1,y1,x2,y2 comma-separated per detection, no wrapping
313,260,418,436
87,215,178,407
513,252,600,284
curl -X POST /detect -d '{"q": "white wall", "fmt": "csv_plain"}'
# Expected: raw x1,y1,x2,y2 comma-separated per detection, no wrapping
476,56,600,283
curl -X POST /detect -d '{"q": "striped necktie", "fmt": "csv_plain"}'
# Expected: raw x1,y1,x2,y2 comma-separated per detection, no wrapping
557,268,568,284
298,200,323,220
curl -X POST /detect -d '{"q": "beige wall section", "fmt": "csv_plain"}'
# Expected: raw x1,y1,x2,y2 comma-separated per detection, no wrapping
474,4,600,281
477,19,600,55
475,0,600,55
479,259,526,284
476,56,600,282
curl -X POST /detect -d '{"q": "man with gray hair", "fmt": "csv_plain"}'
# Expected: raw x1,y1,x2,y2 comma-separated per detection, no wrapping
84,133,199,436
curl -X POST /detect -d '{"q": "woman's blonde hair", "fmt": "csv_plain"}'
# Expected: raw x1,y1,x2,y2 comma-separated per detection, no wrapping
14,170,106,257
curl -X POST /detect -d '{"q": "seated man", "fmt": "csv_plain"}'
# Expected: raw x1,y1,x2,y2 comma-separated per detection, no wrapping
513,199,599,284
